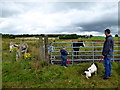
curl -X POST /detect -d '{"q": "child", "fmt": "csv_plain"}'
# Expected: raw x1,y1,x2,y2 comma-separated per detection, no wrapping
60,46,68,67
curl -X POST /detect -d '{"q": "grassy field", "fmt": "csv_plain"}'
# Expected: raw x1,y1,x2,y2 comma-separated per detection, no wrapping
2,60,120,88
2,36,120,88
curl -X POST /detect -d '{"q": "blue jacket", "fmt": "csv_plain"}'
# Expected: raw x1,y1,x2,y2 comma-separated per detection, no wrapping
60,49,68,56
102,35,114,56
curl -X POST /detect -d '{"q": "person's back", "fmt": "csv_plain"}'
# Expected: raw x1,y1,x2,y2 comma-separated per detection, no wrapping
60,49,68,56
102,35,114,57
60,47,68,67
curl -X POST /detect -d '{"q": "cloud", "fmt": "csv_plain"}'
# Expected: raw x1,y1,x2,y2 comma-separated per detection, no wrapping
0,2,118,36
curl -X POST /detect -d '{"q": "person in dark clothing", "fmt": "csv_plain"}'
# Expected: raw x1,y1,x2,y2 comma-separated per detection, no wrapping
102,29,114,79
60,46,68,67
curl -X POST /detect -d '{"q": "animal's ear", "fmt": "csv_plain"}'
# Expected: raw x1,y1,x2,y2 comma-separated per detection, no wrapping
82,72,86,75
94,63,98,68
90,63,92,66
89,69,91,71
84,69,88,71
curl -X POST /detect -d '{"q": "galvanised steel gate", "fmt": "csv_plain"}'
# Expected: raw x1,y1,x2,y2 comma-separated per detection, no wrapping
49,42,120,64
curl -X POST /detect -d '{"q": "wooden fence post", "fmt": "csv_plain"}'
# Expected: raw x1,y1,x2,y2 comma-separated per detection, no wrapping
39,36,45,61
44,35,49,63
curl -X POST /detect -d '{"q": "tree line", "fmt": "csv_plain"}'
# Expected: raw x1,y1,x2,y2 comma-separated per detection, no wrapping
1,33,119,39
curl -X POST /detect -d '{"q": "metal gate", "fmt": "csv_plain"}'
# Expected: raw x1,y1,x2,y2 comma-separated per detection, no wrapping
49,41,120,64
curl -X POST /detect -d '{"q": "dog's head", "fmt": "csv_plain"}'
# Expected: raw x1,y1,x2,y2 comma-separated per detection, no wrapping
82,69,88,75
84,70,91,77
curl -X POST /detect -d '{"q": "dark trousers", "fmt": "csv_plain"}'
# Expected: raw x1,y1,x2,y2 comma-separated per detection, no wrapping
61,55,67,66
103,56,112,78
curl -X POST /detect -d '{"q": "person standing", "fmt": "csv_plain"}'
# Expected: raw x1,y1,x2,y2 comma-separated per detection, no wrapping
102,29,114,79
60,46,68,67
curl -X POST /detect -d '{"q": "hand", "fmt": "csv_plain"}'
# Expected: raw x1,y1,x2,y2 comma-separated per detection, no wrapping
102,56,104,59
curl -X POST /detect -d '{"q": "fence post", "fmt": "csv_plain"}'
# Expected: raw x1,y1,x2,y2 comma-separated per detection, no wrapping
39,36,45,61
44,35,49,63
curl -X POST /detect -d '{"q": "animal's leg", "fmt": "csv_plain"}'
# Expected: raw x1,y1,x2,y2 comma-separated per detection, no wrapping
25,48,28,54
86,76,89,79
75,52,78,59
95,71,97,75
18,51,20,58
16,53,18,61
77,52,79,59
24,50,27,55
74,52,76,58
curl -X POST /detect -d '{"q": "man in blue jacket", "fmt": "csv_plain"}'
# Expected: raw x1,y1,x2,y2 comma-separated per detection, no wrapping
60,46,68,67
102,29,114,79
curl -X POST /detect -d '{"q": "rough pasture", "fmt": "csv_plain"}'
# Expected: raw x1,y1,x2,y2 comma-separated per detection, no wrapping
2,37,120,88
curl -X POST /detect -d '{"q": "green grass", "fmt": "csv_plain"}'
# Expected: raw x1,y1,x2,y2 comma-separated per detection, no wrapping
2,59,120,88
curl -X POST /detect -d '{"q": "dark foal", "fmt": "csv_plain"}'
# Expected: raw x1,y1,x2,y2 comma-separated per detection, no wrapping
72,41,85,58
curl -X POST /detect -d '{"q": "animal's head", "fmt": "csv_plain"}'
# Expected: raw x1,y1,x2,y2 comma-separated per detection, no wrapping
83,42,85,47
9,42,14,52
84,70,91,77
78,40,85,47
9,46,13,53
22,43,28,48
9,44,19,52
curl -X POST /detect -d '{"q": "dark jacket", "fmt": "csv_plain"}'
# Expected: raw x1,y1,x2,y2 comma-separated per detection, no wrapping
102,35,114,56
60,49,68,56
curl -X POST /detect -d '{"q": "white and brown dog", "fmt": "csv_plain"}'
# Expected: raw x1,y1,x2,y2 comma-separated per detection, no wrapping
83,63,98,79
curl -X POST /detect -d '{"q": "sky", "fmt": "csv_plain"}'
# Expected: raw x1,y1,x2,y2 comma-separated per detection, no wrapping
0,1,118,36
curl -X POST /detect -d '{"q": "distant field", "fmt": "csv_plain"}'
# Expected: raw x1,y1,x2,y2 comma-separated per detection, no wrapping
15,37,58,40
79,36,119,41
15,37,39,39
14,36,119,40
